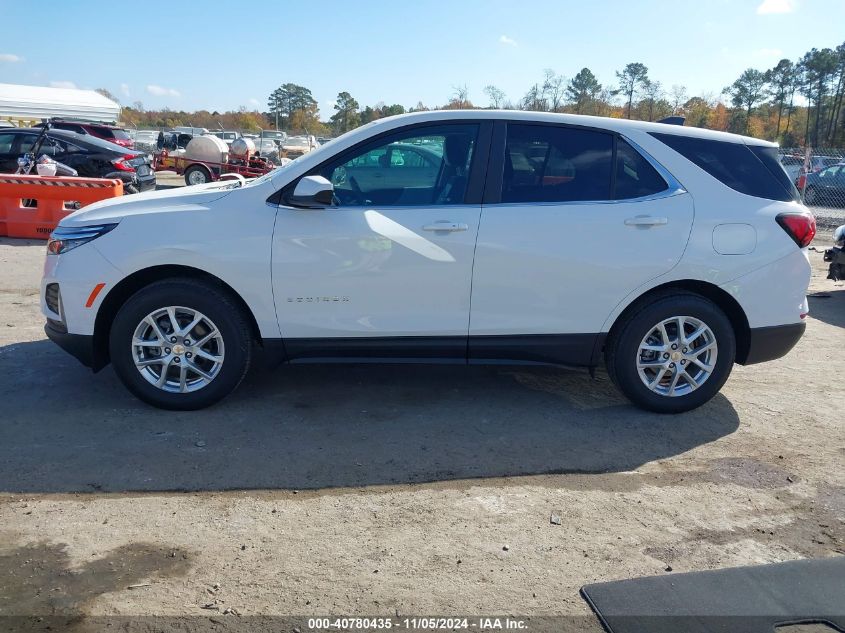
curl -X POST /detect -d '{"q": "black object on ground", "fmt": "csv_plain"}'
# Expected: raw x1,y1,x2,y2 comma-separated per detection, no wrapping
581,556,845,633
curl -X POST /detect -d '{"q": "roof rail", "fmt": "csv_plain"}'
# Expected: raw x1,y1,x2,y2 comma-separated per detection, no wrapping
657,116,685,126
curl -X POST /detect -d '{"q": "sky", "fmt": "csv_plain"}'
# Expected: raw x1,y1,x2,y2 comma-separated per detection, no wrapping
1,0,844,118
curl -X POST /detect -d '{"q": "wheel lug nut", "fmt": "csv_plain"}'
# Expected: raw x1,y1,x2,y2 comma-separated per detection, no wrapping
170,337,177,343
669,362,675,368
681,359,686,365
174,357,180,363
671,344,678,350
663,353,669,359
185,340,191,346
186,352,192,358
164,347,171,354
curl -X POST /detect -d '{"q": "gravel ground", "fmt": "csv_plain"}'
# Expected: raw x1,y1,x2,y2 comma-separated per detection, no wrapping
811,204,845,231
0,229,843,632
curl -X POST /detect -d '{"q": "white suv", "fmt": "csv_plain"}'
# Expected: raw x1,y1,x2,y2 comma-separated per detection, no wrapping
41,110,815,413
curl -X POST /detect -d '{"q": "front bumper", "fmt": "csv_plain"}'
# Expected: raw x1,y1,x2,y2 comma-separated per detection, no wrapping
741,322,806,365
45,320,97,369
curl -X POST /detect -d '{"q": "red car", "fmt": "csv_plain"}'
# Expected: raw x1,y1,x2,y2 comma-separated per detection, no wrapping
34,119,134,149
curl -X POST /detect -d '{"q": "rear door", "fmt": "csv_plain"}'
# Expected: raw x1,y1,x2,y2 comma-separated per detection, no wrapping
469,121,694,365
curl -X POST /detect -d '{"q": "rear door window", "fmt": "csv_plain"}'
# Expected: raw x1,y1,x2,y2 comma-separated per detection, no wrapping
502,124,613,203
18,134,66,157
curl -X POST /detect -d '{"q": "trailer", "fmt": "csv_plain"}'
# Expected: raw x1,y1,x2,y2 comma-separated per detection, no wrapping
152,136,277,185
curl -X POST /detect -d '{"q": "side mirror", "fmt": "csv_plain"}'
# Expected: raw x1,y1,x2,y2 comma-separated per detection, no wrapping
288,175,334,209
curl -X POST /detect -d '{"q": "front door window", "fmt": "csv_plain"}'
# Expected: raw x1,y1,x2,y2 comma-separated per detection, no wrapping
318,124,479,207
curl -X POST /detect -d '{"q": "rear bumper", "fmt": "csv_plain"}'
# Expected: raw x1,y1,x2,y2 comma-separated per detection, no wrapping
741,322,806,365
45,321,97,369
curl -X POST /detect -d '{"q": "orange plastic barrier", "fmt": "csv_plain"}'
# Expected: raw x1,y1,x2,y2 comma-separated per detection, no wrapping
0,174,123,239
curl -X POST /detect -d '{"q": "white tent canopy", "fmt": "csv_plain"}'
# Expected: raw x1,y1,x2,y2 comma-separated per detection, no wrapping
0,83,121,125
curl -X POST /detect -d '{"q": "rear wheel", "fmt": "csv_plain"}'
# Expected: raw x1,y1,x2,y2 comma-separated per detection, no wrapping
803,185,817,205
109,278,252,410
184,164,211,186
606,293,735,413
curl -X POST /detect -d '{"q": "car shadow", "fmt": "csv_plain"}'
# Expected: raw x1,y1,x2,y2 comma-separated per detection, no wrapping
0,339,740,494
808,287,845,328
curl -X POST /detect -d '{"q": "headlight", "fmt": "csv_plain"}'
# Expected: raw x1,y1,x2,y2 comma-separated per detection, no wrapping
834,224,845,247
47,223,117,255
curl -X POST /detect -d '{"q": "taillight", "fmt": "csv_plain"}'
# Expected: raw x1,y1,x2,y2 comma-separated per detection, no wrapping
776,213,816,248
111,154,137,171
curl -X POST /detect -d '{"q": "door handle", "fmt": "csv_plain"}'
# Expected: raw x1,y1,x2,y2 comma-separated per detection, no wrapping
422,221,468,232
624,216,669,227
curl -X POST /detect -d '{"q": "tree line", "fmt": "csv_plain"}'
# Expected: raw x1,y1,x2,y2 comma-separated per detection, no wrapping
115,40,845,147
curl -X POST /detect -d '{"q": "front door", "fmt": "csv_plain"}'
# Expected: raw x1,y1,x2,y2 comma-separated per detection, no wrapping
469,122,694,365
271,122,488,359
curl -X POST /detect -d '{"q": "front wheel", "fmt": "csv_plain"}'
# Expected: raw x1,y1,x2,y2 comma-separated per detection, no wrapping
109,278,252,410
606,293,736,413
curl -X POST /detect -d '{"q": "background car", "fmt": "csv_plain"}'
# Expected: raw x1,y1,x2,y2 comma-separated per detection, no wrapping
252,138,281,163
259,130,287,145
785,154,842,189
209,130,242,146
801,162,845,206
0,127,155,192
281,135,316,158
173,126,209,137
34,119,135,149
133,130,160,155
779,154,805,182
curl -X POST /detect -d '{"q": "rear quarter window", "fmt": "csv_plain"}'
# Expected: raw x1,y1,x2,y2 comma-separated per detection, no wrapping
650,133,799,202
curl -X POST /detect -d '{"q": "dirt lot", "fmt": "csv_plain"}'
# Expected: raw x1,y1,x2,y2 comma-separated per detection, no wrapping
0,226,843,632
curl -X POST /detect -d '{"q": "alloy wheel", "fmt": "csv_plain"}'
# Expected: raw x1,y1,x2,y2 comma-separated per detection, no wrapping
636,315,718,397
131,306,225,393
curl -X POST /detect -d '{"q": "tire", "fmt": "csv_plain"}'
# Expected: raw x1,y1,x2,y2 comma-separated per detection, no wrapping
184,164,211,186
803,185,817,205
605,292,736,414
109,278,252,410
124,183,140,195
